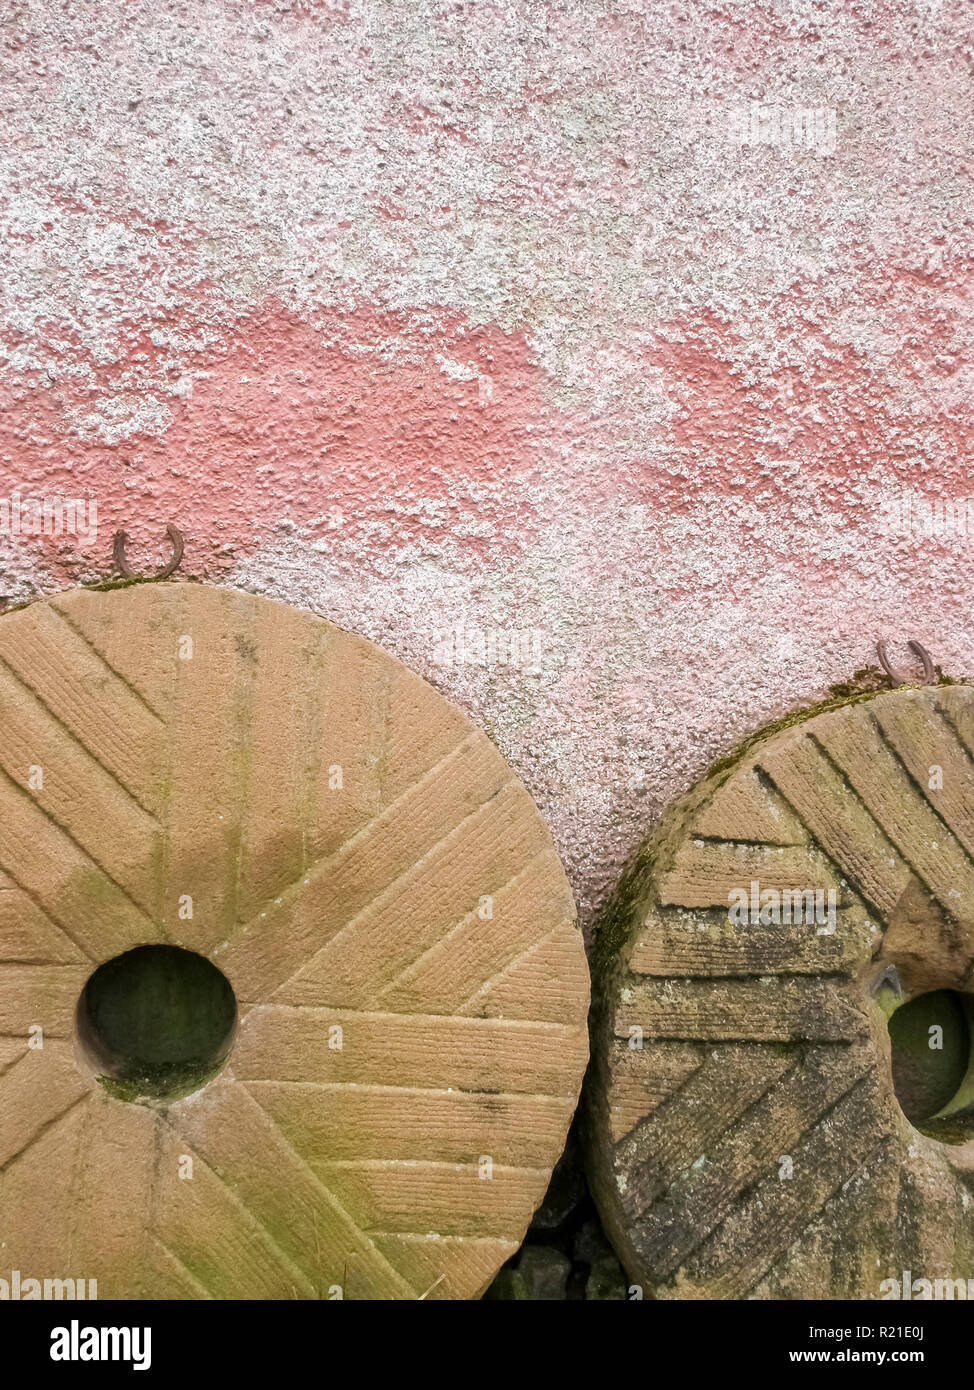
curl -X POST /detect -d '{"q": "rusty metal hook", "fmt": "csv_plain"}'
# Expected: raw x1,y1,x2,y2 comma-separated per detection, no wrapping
113,523,184,580
876,639,936,688
907,640,936,684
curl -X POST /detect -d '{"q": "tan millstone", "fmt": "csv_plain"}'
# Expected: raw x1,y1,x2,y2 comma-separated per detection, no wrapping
0,582,589,1300
586,684,974,1300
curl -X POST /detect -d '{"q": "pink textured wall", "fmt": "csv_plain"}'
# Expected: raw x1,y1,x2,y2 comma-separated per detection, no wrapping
1,0,972,928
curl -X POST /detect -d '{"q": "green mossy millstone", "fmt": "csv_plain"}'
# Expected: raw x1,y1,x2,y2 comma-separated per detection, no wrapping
584,681,974,1300
0,582,589,1299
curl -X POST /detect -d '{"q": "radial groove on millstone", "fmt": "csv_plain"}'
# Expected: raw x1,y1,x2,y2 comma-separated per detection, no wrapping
585,685,974,1300
0,583,589,1300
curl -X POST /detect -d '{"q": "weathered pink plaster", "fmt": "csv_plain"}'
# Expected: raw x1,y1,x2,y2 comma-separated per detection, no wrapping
0,303,557,569
1,0,972,928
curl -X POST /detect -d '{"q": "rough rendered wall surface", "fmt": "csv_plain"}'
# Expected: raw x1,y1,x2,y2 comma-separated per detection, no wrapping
1,0,972,930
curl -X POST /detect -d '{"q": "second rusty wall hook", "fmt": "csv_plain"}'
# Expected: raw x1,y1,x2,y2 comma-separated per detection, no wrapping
876,639,936,688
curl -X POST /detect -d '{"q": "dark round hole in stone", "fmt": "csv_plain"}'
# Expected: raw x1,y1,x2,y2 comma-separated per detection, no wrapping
76,945,237,1104
888,988,974,1143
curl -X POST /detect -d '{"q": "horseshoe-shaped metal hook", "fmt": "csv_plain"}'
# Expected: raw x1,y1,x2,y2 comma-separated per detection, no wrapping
113,524,184,580
876,639,936,688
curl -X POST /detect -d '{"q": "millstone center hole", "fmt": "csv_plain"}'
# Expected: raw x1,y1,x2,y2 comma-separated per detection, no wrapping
76,945,237,1104
888,988,974,1143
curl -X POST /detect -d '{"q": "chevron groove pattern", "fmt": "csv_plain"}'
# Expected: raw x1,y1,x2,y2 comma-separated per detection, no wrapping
588,686,974,1299
0,584,589,1299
